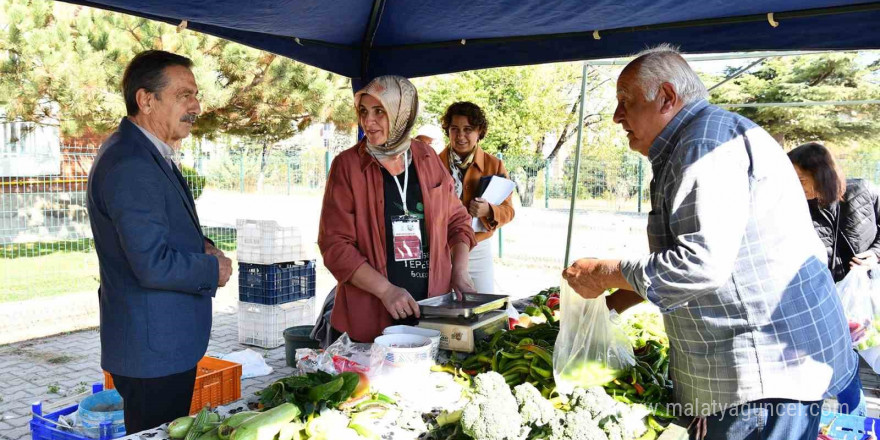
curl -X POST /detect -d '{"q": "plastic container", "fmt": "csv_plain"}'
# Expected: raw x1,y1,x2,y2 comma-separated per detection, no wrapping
238,260,316,305
820,410,880,439
284,325,320,367
236,219,304,264
104,357,242,415
31,383,122,440
78,390,125,438
373,334,433,373
382,325,441,361
238,298,315,348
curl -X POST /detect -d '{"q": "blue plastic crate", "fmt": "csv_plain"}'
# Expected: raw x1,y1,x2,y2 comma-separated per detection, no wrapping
238,260,316,305
30,384,125,440
820,410,880,440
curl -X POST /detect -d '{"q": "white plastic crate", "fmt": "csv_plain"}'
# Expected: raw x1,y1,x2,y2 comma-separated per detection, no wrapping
236,219,304,265
237,298,315,348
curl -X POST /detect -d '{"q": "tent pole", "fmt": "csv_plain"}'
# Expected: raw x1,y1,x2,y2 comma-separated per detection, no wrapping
563,61,589,269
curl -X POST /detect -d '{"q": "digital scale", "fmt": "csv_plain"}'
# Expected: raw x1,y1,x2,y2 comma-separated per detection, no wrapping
416,293,510,353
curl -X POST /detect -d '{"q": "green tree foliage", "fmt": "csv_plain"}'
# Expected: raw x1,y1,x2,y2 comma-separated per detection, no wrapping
415,64,610,206
710,53,880,148
0,0,355,144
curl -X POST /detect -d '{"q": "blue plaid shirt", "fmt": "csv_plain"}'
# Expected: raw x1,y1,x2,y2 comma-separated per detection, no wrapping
620,99,857,416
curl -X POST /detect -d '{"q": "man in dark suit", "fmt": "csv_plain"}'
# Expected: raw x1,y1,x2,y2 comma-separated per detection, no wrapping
87,50,233,433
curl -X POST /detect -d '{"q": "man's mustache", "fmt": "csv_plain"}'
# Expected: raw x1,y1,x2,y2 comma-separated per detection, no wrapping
180,114,197,124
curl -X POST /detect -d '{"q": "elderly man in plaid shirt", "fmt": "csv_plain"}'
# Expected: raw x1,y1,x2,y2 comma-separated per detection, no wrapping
563,44,858,439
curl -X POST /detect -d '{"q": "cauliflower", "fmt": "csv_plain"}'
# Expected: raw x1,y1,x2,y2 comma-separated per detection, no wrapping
546,406,606,440
602,420,624,440
563,387,649,440
460,372,528,440
513,383,559,428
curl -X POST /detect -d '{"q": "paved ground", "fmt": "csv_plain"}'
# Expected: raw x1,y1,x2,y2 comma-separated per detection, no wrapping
0,312,293,440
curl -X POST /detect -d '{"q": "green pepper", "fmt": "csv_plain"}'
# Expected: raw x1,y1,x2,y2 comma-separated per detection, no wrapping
500,351,524,360
524,305,542,317
518,344,553,366
533,295,548,307
646,416,665,433
540,305,555,323
530,360,553,379
613,395,634,405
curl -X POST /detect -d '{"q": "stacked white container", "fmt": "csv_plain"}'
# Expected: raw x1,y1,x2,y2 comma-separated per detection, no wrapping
236,218,315,348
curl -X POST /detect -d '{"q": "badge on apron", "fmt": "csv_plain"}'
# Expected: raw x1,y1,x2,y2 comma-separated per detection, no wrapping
391,215,422,261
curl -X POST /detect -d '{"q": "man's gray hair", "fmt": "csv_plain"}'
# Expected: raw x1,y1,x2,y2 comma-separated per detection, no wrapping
631,44,708,105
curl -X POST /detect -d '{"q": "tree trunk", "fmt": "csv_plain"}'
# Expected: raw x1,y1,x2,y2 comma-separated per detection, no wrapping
510,171,538,207
772,132,786,148
257,141,269,192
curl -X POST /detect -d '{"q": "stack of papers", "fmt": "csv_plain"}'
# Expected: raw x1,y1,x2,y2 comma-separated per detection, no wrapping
472,176,515,232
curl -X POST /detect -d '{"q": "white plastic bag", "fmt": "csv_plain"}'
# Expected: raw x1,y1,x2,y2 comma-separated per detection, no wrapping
218,348,273,379
553,280,635,394
836,265,880,349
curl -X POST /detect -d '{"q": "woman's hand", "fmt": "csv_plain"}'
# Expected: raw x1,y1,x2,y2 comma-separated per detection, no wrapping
450,267,476,298
468,197,491,218
377,284,421,320
851,251,879,269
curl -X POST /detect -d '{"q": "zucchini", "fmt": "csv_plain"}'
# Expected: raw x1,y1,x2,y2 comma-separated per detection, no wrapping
186,408,213,440
229,403,300,440
277,422,304,440
167,416,194,439
197,427,222,440
218,412,259,440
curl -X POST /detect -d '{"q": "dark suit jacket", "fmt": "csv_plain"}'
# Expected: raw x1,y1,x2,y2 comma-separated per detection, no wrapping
87,118,218,378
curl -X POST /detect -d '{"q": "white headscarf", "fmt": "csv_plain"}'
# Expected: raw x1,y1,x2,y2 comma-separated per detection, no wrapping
353,75,419,160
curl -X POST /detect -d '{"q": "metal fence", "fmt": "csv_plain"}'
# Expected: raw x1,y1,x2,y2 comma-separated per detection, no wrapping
1,142,878,303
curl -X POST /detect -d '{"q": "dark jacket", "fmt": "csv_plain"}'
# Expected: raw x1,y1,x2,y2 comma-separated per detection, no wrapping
87,118,218,378
808,178,880,282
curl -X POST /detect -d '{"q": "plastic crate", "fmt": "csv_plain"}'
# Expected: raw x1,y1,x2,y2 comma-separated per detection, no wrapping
238,260,316,305
31,383,122,440
236,219,304,264
238,298,315,348
820,410,880,439
103,356,242,415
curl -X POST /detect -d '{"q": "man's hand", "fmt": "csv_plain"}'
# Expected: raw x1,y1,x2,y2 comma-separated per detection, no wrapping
562,258,629,299
468,198,491,219
378,285,420,320
217,255,232,287
450,267,476,299
852,251,879,269
205,240,225,258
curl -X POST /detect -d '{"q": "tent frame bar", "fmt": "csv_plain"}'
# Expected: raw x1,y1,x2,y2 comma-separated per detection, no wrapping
359,0,387,79
373,2,880,52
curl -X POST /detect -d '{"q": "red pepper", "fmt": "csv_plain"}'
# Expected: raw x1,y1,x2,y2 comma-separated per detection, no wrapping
633,383,645,395
546,297,560,310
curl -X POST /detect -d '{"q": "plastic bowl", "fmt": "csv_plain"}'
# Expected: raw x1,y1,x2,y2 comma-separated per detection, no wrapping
382,325,441,361
373,334,433,371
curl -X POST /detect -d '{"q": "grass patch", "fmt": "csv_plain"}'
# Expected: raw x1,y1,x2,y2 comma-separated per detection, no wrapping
1,230,237,303
47,355,75,364
1,239,94,259
1,250,99,302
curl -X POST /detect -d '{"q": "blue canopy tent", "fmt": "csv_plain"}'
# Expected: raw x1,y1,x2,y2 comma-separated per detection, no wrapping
58,0,880,265
57,1,880,83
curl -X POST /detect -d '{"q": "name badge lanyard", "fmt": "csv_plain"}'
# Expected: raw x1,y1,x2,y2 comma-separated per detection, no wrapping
391,150,410,215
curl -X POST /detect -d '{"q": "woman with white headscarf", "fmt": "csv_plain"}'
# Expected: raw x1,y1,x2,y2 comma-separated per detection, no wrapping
318,76,476,343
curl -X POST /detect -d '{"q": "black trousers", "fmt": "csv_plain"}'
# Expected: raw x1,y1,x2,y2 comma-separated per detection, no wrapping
111,367,197,434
